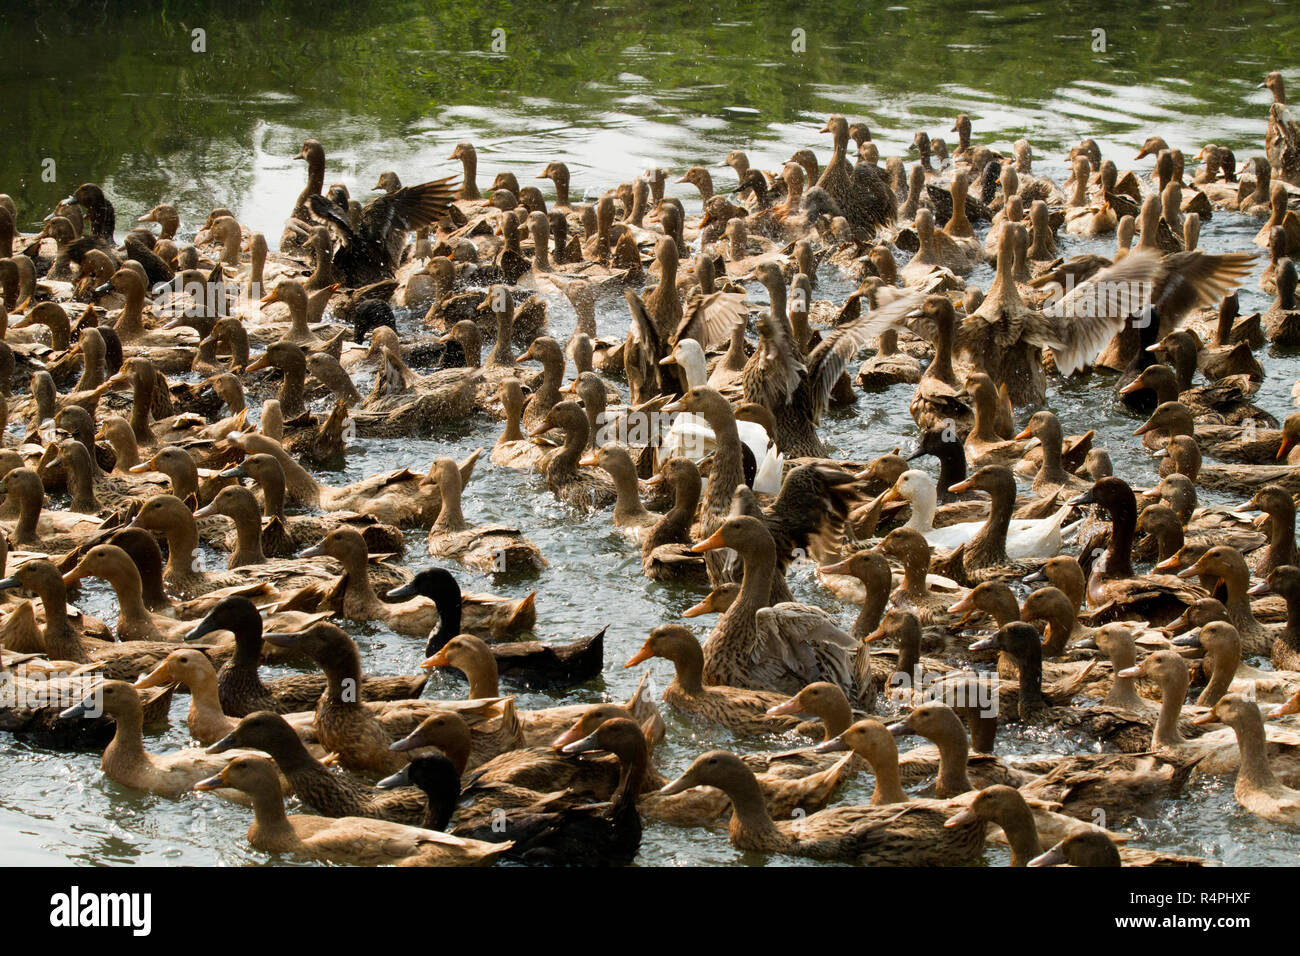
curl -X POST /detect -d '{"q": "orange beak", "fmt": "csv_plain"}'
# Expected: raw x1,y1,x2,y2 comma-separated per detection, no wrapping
1154,555,1182,571
1277,435,1295,461
1014,425,1032,440
690,529,728,553
420,648,451,670
624,643,655,668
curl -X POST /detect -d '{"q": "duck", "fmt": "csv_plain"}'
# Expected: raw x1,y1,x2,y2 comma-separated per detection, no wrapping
421,632,635,745
579,445,659,539
528,401,617,510
183,596,425,717
1169,546,1271,655
1251,565,1300,671
423,457,544,573
353,343,481,437
491,379,551,471
60,680,267,798
659,749,983,865
884,469,1070,559
223,430,474,526
1196,693,1300,827
640,457,708,583
1070,477,1203,622
947,466,1073,578
133,648,238,746
690,514,871,705
1126,650,1300,780
623,624,815,737
208,710,424,825
386,568,600,685
194,755,509,865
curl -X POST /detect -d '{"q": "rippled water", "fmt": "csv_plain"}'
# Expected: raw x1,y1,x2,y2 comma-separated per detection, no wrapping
1,0,1298,865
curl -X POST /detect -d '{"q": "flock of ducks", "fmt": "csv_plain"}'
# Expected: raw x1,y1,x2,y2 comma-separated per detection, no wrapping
3,71,1300,867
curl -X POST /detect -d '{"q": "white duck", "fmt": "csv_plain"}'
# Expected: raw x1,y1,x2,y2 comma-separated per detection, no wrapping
658,338,782,493
884,469,1072,559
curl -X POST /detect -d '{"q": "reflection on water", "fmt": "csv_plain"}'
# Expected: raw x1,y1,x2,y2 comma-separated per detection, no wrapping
1,0,1299,866
1,0,1295,238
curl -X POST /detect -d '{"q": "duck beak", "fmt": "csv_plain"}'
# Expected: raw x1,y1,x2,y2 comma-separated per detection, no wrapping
1248,579,1270,596
1028,843,1069,867
192,502,220,519
682,596,712,618
1277,435,1295,460
384,581,419,601
1154,555,1182,571
133,660,173,689
578,452,598,467
1117,664,1142,679
1170,630,1202,647
219,463,248,480
766,697,803,717
58,694,96,720
375,767,412,789
560,730,604,755
624,643,655,668
388,729,427,753
206,732,238,754
264,632,305,650
1132,420,1156,437
0,575,21,592
1068,489,1095,506
1192,709,1220,726
886,720,912,738
690,529,728,553
550,722,589,749
193,771,227,792
297,543,326,559
528,421,554,438
658,353,678,366
812,734,848,753
1014,425,1032,440
947,478,974,494
1175,560,1203,579
818,557,853,575
948,594,975,615
245,355,270,373
967,635,998,652
658,771,695,795
420,648,451,670
944,806,979,828
643,472,665,488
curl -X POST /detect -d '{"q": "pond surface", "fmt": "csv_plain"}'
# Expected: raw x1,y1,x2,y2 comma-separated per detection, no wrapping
0,0,1297,865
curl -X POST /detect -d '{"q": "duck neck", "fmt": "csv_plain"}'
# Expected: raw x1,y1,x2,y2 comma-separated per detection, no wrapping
725,770,786,847
162,517,201,584
933,730,973,796
970,389,999,441
670,643,707,695
1104,500,1136,578
247,790,299,852
929,317,956,384
866,747,909,805
899,549,931,600
130,375,156,445
278,361,306,418
1280,586,1300,652
228,506,267,567
461,654,499,700
1016,646,1047,715
701,403,743,518
432,478,466,532
1199,644,1241,708
488,308,514,366
1153,679,1187,747
33,578,84,662
117,282,146,338
102,705,148,773
999,800,1042,867
425,587,462,655
971,486,1013,563
853,580,888,641
1039,606,1076,657
103,565,154,631
1233,716,1281,793
609,463,650,525
1104,644,1143,710
1266,506,1297,570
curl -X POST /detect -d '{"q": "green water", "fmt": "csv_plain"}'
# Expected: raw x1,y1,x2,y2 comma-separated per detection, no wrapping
0,0,1298,865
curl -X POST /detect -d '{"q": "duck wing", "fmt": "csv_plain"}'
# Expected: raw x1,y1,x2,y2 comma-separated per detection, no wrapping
676,290,748,350
751,603,859,699
805,291,923,421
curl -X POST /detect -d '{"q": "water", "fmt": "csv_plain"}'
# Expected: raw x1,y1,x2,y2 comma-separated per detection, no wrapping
1,0,1298,865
